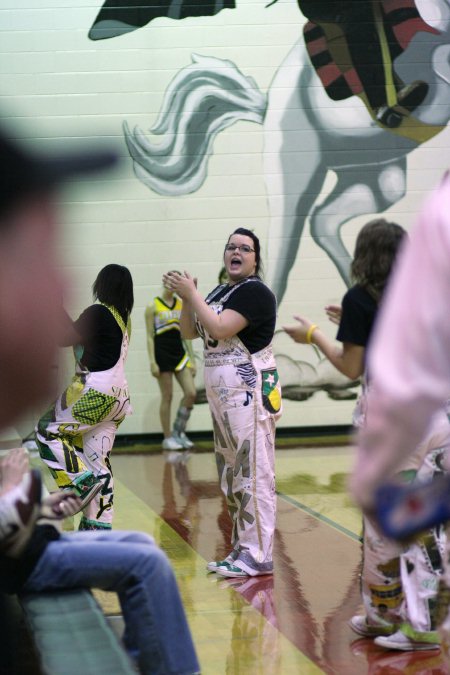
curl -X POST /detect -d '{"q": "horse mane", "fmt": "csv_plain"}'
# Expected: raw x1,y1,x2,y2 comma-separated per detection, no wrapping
123,54,267,196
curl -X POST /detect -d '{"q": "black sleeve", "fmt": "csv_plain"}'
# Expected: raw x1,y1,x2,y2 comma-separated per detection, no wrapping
336,287,376,348
224,281,276,326
73,305,103,345
73,305,123,371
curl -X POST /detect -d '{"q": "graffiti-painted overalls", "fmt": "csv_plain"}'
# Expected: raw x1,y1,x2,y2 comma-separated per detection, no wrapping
36,304,132,530
199,278,282,575
355,386,449,642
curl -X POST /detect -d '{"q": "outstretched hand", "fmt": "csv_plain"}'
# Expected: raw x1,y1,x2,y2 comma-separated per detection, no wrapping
283,315,315,344
162,271,198,301
325,304,342,326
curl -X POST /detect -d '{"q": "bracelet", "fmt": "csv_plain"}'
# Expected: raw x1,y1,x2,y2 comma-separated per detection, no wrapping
306,324,318,344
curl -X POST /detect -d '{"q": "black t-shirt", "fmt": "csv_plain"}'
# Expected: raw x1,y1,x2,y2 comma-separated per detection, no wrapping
74,304,123,372
208,278,277,353
336,284,378,348
0,525,60,594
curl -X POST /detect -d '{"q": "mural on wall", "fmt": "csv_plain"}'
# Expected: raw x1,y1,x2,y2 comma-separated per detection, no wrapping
88,0,450,406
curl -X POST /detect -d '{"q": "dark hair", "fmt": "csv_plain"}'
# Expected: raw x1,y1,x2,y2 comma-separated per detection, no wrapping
226,227,262,276
93,264,134,322
351,219,406,302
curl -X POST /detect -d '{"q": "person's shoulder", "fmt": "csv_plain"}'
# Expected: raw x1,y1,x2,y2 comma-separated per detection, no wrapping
341,286,377,323
248,278,276,303
93,304,122,327
94,303,114,316
146,298,159,311
343,284,375,306
231,278,276,313
237,277,273,293
78,304,100,320
257,278,275,295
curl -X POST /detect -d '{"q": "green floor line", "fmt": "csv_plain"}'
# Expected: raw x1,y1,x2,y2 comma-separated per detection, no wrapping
277,491,362,543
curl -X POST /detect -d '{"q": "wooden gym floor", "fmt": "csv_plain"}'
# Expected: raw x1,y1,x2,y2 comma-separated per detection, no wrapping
91,443,449,675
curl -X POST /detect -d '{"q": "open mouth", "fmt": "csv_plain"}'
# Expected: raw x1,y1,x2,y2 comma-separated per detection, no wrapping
230,257,242,270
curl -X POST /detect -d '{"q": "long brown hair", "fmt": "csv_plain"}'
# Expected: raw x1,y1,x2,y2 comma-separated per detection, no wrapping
351,219,406,302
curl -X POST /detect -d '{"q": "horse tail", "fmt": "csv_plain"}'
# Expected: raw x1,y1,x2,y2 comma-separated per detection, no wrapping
123,54,268,196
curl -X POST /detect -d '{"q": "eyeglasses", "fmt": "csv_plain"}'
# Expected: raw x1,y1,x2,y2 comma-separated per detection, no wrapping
225,244,255,254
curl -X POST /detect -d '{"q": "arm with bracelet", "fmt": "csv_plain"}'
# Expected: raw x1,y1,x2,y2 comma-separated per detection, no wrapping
283,311,365,382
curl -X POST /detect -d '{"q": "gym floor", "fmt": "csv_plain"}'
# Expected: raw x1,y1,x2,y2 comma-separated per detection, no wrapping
91,443,448,674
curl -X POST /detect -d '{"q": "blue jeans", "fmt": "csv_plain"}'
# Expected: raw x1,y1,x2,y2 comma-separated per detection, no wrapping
22,530,199,675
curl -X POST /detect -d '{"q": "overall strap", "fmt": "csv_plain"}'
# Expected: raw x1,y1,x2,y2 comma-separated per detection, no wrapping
101,303,131,339
205,277,260,305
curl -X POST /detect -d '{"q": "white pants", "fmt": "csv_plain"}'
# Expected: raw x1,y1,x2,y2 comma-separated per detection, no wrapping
205,348,281,569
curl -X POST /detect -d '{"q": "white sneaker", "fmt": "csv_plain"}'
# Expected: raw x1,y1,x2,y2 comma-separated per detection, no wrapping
349,615,395,638
207,552,238,573
162,436,183,451
374,630,440,651
214,562,249,578
173,432,194,449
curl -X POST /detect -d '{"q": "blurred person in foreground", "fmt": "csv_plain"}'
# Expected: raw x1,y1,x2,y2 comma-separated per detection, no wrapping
350,173,450,658
0,127,199,675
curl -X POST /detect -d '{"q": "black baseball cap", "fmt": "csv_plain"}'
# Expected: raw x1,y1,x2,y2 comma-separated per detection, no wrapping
0,127,118,219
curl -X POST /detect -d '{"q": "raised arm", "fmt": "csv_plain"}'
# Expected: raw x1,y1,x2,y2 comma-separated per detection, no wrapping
165,271,249,340
283,315,365,381
59,308,83,347
179,297,200,340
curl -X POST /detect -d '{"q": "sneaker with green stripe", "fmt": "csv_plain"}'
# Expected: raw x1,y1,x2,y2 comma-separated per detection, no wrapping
206,551,238,573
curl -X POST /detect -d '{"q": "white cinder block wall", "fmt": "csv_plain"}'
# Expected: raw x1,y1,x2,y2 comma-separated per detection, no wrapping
2,0,449,438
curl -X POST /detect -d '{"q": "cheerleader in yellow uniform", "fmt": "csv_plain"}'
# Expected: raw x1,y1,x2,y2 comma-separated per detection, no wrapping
145,274,196,456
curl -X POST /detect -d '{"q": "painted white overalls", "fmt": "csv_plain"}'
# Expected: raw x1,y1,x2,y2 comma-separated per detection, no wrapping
36,304,132,530
199,279,282,575
355,383,449,641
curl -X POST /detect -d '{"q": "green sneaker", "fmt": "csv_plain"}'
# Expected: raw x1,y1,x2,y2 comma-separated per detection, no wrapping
215,562,249,578
65,479,103,514
206,552,238,573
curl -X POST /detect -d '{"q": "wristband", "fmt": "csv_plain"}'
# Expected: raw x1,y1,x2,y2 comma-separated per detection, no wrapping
306,324,318,344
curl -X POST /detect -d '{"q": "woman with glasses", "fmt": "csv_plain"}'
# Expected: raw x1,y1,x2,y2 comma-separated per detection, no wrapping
163,228,282,578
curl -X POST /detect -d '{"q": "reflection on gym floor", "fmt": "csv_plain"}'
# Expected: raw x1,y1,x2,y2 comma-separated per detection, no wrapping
105,446,449,674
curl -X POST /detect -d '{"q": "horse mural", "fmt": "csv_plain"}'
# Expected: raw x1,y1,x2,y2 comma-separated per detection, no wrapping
107,0,450,302
89,1,450,404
